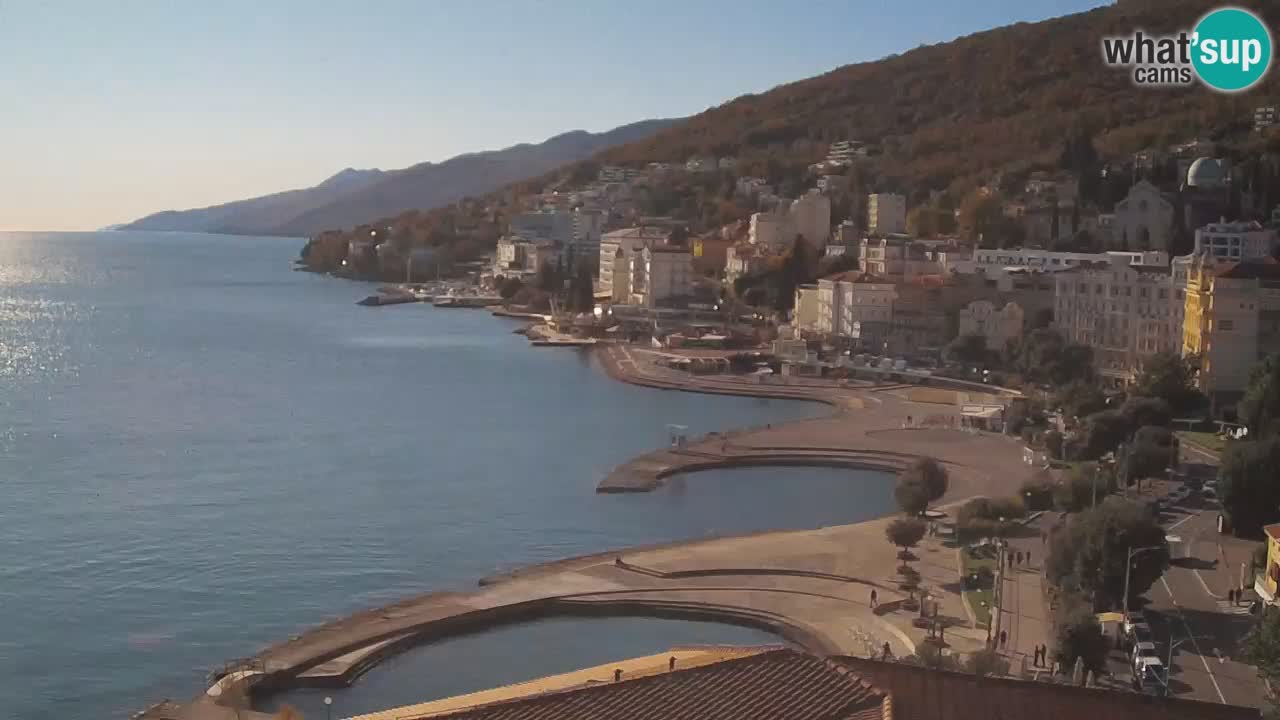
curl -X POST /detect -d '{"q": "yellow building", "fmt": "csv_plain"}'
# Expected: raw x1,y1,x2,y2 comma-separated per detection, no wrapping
1181,256,1280,405
1255,524,1280,605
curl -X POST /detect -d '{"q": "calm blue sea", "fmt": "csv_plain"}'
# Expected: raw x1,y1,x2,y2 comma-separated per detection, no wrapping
0,231,894,719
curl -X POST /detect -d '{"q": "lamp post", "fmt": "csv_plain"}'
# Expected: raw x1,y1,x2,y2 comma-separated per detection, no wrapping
324,696,333,720
1123,545,1166,618
1164,636,1210,696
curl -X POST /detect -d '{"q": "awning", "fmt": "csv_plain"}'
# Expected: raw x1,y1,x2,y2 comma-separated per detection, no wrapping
962,406,1002,419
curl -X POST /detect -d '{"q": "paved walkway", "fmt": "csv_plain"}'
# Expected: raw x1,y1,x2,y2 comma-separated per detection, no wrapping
996,515,1053,675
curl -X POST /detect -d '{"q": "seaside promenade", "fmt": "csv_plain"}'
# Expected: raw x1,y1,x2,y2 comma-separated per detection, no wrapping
142,344,1040,720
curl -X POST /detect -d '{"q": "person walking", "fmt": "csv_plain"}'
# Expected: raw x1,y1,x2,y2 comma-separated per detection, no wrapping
870,589,878,609
1026,550,1032,565
999,630,1007,648
882,641,892,661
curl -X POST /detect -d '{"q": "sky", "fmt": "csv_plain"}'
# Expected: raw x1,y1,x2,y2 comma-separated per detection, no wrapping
0,0,1110,231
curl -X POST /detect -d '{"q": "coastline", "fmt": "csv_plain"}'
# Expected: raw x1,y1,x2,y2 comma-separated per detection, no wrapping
139,331,1033,720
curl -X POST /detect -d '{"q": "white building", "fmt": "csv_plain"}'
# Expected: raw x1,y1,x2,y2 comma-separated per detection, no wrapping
825,140,866,166
958,301,1025,351
748,210,789,251
599,226,670,299
746,192,832,251
867,193,906,235
815,271,897,347
493,236,557,278
973,248,1169,272
1190,220,1276,262
685,156,717,173
1111,180,1175,251
626,245,693,308
793,285,821,333
789,191,832,248
1054,256,1185,385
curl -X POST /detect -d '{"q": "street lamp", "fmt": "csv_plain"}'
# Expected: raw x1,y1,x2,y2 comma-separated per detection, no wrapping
1122,545,1166,618
1164,636,1210,696
324,696,333,720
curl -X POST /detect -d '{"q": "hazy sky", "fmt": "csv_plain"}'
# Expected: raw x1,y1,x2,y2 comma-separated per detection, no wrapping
1,0,1109,231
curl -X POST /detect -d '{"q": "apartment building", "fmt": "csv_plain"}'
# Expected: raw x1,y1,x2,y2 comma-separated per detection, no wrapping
598,226,671,300
867,194,906,235
1054,257,1185,385
1182,257,1280,404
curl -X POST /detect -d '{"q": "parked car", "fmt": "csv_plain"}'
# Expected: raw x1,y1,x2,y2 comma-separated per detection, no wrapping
1133,655,1165,693
1131,640,1158,661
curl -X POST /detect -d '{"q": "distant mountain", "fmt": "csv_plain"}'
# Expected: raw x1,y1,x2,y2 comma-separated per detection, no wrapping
121,168,386,236
119,119,679,238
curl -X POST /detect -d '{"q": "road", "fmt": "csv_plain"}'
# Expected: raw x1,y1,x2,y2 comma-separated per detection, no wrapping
1129,449,1269,709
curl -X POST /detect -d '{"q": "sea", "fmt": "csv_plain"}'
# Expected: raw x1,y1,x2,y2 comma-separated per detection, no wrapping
0,231,895,719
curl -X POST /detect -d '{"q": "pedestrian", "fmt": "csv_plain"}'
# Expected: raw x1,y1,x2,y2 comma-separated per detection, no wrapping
939,623,945,643
870,588,878,609
1016,551,1023,565
882,641,891,661
999,630,1007,648
1026,550,1032,565
1037,645,1044,667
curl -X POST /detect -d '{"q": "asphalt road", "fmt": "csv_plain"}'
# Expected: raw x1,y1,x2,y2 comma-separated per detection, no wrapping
1125,450,1270,709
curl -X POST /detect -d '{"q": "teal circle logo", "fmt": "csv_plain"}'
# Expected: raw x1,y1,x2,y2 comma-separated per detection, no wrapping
1192,7,1272,92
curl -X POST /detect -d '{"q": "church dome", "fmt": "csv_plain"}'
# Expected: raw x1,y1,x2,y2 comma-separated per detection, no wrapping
1186,157,1226,189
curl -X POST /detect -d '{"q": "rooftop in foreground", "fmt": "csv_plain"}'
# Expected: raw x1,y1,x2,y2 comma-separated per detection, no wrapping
348,646,1259,720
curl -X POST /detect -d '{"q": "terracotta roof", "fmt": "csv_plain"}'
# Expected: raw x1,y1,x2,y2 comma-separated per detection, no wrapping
429,648,886,720
1264,523,1280,542
837,656,1259,720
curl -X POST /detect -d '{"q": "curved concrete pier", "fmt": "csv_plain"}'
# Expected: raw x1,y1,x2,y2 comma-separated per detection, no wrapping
138,345,1033,720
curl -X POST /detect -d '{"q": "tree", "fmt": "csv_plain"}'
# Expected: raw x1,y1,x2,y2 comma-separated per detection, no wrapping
498,276,524,300
946,334,988,366
1054,381,1105,420
1081,410,1128,459
1244,607,1280,684
1219,436,1280,537
885,517,927,557
1043,430,1065,460
1013,329,1094,387
1132,352,1204,415
1125,425,1176,483
964,648,1010,677
1119,396,1172,433
1051,591,1108,675
1241,353,1280,437
1021,474,1056,511
901,458,949,506
905,642,958,670
1046,497,1169,609
894,475,930,516
1053,462,1109,513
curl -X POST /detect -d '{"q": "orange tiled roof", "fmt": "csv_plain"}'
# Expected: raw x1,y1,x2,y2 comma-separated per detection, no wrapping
1264,523,1280,542
429,648,886,720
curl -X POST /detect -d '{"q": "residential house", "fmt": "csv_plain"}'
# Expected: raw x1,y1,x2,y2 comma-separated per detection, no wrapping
627,245,694,308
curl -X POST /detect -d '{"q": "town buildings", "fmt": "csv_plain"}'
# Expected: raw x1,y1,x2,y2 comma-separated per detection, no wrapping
616,245,694,308
959,300,1025,351
1182,257,1280,403
812,271,897,349
867,193,906,235
1054,256,1185,385
748,191,833,251
599,226,670,300
1189,220,1277,262
859,236,969,279
492,236,557,279
974,248,1169,272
